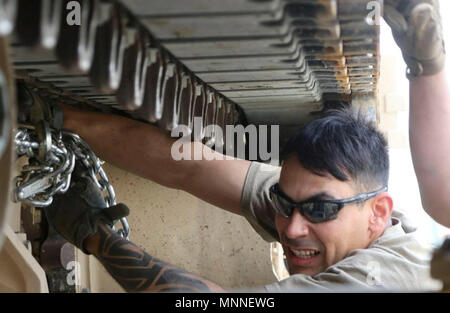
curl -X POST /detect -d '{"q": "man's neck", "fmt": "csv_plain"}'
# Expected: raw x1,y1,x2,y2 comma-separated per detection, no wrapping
367,218,394,248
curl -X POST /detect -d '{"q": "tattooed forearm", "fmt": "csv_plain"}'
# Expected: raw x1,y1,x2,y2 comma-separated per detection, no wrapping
86,223,222,292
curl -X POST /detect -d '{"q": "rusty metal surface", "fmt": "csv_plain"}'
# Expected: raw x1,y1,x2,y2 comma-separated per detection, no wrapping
40,222,77,293
121,0,380,123
7,0,379,138
20,204,45,258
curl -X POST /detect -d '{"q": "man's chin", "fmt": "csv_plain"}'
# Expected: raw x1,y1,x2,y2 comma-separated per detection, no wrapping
288,264,322,277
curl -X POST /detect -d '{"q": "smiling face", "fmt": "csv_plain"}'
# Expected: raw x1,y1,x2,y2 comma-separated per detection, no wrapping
275,157,391,276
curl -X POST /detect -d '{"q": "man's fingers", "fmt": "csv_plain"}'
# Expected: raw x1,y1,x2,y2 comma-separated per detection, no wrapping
410,3,441,37
383,4,408,33
104,203,130,221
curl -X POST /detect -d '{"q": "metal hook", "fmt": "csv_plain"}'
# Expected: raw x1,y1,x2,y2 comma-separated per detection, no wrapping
89,3,127,93
56,0,101,74
202,89,217,147
0,0,17,36
177,72,194,135
17,0,62,49
191,81,206,142
116,27,149,111
132,46,164,122
157,58,179,131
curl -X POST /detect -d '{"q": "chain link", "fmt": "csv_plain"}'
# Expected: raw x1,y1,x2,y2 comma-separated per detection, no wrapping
14,124,130,239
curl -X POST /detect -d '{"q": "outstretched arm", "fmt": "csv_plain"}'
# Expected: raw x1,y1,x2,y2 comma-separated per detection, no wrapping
84,222,225,292
62,104,250,216
384,0,450,226
409,71,450,227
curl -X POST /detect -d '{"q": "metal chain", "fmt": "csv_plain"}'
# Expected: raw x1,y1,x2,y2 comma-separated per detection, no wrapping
14,124,74,207
14,124,130,239
61,130,130,238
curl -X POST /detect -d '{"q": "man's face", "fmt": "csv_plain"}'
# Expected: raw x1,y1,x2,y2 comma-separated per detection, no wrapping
275,157,375,276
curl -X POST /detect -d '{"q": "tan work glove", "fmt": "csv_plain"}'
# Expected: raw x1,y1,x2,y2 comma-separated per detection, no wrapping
383,0,446,78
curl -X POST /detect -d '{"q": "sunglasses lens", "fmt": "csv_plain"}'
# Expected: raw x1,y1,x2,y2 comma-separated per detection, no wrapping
270,185,291,217
274,197,294,217
302,202,340,223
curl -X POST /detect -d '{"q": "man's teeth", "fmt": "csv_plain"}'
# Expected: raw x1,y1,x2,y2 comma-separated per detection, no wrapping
291,249,319,258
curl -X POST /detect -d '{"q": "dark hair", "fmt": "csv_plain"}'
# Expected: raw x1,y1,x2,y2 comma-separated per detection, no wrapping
282,108,389,191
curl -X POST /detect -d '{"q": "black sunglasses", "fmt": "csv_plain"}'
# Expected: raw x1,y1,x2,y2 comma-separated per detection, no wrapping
269,183,388,223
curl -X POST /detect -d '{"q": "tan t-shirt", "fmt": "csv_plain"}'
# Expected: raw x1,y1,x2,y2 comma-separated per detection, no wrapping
241,162,441,292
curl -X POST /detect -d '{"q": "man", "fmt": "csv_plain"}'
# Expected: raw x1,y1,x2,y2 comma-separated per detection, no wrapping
45,0,448,292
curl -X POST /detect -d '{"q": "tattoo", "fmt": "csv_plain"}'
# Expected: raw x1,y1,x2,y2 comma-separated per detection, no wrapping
93,223,213,292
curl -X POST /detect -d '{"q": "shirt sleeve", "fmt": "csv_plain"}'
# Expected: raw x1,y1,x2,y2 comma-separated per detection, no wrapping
240,161,281,243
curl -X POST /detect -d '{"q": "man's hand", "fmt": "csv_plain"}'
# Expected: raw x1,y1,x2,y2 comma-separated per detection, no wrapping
44,164,129,254
383,0,445,78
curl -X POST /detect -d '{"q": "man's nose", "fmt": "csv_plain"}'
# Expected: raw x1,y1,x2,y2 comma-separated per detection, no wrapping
284,209,310,239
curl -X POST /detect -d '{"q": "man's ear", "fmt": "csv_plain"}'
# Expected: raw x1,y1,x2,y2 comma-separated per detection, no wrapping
368,193,393,236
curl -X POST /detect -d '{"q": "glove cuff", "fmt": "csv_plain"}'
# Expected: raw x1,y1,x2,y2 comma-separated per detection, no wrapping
404,48,446,79
74,204,130,254
74,209,111,254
